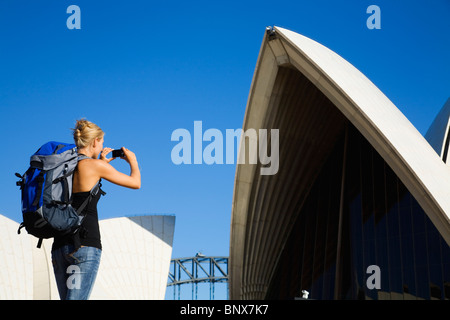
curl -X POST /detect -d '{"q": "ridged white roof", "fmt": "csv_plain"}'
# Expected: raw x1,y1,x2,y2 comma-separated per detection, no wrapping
425,98,450,158
0,214,175,299
229,26,450,299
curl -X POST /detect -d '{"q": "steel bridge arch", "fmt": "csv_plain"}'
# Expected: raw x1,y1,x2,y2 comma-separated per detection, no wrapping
167,255,228,300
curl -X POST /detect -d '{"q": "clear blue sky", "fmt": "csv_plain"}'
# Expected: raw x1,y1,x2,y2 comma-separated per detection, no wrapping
0,0,449,294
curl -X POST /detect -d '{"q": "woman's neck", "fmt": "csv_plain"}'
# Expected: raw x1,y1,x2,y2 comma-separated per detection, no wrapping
78,147,95,159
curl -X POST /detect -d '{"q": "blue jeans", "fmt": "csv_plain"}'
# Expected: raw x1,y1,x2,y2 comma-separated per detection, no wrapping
51,245,102,300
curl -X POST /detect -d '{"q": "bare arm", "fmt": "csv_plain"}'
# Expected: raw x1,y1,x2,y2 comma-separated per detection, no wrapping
97,147,141,189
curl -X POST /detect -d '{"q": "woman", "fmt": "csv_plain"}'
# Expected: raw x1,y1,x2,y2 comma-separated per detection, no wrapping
51,119,141,300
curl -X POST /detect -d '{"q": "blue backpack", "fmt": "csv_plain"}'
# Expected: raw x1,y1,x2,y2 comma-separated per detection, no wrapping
16,141,105,248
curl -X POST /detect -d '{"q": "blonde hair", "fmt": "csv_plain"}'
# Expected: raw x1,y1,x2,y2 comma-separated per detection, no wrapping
72,119,104,148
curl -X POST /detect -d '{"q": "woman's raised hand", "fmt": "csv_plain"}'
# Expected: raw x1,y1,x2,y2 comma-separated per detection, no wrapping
100,147,115,163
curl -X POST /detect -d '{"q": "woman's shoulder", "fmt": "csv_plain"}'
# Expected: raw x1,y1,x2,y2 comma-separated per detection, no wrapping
78,158,109,171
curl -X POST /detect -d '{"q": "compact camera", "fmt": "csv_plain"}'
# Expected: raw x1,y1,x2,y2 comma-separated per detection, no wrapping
112,149,125,158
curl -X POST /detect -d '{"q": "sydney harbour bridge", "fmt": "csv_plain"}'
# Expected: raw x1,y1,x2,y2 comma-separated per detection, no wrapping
167,254,228,300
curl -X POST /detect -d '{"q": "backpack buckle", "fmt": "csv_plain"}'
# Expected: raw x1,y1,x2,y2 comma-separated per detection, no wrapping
15,173,25,188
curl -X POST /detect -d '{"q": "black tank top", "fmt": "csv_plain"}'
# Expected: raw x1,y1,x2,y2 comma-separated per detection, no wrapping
52,189,103,251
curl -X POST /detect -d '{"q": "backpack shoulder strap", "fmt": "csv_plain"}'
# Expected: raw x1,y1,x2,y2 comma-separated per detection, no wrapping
75,180,106,215
52,153,89,195
77,154,91,161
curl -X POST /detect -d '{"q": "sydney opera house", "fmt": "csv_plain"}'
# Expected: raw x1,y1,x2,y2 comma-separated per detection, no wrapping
229,27,450,300
0,214,175,299
2,26,449,301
